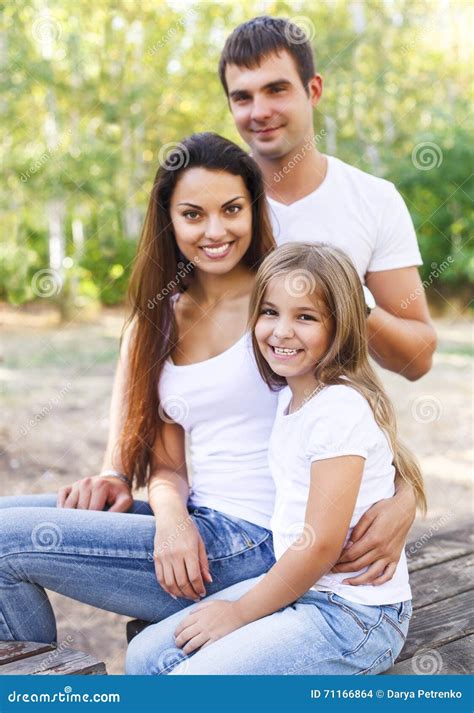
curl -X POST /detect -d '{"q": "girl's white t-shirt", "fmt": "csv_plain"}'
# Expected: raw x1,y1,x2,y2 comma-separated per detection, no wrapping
159,331,278,529
269,384,411,605
268,155,422,280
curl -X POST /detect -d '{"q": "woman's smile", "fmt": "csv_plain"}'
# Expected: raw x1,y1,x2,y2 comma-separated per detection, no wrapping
199,241,236,260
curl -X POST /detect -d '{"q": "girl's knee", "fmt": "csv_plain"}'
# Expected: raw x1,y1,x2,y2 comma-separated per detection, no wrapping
125,633,188,676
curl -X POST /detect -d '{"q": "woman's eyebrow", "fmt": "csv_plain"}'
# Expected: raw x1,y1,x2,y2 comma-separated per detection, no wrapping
177,196,245,209
222,195,245,206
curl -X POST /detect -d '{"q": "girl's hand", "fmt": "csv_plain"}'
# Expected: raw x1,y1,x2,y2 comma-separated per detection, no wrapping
153,514,212,602
57,475,133,512
174,600,245,655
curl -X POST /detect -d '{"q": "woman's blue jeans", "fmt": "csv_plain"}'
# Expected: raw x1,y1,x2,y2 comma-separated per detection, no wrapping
126,576,412,675
0,493,275,643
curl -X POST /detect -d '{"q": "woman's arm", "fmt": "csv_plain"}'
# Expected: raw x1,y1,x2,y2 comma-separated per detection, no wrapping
149,421,213,601
331,474,416,585
57,322,135,511
174,455,365,653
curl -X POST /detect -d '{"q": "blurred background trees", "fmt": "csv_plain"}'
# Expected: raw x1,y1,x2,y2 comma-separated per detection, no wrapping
2,0,472,316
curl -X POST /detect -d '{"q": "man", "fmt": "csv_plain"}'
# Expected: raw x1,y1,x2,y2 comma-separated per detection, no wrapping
219,15,436,382
217,15,437,584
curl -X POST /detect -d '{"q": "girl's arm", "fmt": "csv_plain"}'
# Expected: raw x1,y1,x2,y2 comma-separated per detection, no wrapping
149,422,213,602
174,454,365,654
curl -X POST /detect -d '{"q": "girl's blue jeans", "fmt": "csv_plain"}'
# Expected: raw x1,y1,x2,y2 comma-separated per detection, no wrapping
125,576,412,675
0,493,276,643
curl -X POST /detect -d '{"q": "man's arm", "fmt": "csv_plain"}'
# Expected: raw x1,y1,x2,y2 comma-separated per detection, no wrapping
365,266,437,381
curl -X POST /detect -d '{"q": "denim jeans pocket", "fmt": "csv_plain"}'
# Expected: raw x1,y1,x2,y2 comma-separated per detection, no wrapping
191,507,272,561
380,600,411,653
326,593,382,656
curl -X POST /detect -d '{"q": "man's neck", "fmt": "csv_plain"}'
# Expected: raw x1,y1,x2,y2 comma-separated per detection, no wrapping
255,142,328,206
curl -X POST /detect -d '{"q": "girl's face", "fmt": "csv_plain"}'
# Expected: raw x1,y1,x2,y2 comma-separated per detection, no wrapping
170,167,253,275
255,275,333,380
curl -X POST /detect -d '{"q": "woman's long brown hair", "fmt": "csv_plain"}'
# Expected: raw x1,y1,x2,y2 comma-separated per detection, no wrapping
248,242,427,513
119,132,275,488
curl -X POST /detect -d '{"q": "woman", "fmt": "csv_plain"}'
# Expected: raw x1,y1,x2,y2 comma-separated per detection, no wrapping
0,133,278,643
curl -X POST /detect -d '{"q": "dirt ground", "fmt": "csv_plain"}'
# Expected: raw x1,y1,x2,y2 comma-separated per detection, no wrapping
0,306,472,674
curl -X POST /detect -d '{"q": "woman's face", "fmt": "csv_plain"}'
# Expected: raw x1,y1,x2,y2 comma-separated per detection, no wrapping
170,168,253,275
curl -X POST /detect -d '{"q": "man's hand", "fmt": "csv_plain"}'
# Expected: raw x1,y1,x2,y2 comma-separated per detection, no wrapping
331,486,416,585
57,475,133,512
174,600,245,655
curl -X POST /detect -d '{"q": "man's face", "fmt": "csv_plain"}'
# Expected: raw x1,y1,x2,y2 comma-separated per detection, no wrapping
225,50,321,161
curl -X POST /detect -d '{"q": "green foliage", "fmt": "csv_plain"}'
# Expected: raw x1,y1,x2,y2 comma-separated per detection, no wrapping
1,0,472,309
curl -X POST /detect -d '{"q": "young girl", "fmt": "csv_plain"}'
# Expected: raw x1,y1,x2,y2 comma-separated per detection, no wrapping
126,242,425,675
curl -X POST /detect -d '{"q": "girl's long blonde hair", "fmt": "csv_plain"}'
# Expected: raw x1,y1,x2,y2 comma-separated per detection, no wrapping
248,242,427,513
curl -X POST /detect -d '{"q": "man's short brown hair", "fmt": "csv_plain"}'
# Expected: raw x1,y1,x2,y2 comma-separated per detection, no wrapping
218,16,316,97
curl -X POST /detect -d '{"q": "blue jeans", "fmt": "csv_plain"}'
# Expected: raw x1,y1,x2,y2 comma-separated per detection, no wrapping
125,576,412,675
0,493,275,643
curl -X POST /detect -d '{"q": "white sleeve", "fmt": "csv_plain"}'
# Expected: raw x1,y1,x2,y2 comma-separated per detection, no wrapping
368,184,423,273
305,388,370,463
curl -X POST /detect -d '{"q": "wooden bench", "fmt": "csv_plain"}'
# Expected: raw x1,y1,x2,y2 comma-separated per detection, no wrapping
0,641,106,675
385,524,473,674
127,525,474,675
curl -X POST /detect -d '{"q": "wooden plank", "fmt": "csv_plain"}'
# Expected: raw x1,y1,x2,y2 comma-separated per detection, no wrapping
388,635,474,674
397,590,474,661
0,649,106,676
0,641,56,665
409,554,473,609
406,527,474,572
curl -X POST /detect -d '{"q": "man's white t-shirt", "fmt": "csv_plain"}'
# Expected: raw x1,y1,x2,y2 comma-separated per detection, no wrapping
268,155,422,280
269,383,411,606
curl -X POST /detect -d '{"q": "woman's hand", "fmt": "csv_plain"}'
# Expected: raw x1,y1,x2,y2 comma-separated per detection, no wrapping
331,485,416,585
153,512,213,602
57,475,133,512
174,600,245,655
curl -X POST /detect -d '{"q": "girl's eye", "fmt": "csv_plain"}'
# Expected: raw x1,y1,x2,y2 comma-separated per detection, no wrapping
260,308,276,316
298,314,317,321
225,205,242,215
183,211,200,220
